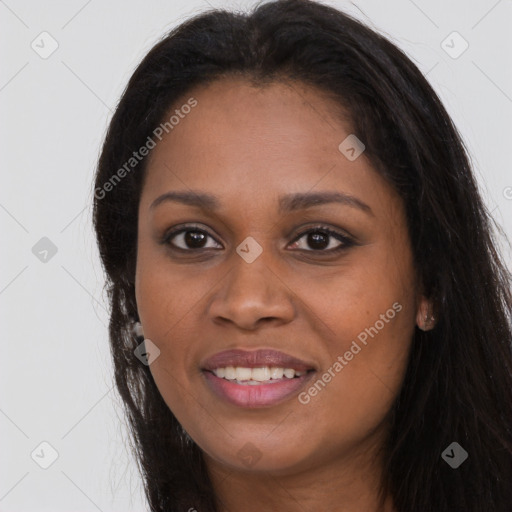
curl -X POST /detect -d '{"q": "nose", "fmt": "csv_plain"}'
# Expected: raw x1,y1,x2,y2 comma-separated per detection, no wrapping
207,250,296,331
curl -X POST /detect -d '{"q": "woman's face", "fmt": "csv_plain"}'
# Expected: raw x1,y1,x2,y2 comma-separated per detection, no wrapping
135,78,427,474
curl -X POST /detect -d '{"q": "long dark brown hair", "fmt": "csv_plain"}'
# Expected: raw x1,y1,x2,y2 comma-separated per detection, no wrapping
92,1,512,510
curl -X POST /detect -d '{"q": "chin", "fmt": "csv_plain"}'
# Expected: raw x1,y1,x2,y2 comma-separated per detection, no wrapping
201,434,319,474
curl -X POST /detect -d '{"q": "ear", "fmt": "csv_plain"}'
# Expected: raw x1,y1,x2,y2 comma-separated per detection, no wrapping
416,295,436,331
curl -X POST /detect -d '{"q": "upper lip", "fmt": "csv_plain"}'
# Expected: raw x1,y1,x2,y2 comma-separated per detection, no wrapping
201,349,317,372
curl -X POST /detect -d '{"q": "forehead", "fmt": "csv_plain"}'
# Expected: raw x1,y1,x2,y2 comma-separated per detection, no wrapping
141,77,398,218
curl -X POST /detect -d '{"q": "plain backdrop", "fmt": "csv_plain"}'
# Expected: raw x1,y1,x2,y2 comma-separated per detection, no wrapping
1,0,511,510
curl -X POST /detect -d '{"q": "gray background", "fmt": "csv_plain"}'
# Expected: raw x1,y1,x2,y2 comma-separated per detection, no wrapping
1,0,511,510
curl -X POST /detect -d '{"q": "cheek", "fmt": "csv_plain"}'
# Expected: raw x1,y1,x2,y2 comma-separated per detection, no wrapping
135,248,192,391
293,302,414,462
296,246,416,425
135,259,202,430
135,244,208,345
134,247,222,407
300,245,416,353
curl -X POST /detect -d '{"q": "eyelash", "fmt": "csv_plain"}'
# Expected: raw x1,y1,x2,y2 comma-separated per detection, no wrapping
161,223,356,255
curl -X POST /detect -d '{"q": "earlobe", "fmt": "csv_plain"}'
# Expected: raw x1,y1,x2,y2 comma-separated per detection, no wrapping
132,321,145,339
416,298,436,331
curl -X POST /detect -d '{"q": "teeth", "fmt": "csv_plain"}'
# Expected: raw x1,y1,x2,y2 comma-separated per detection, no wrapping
284,368,295,378
236,367,252,381
252,367,271,381
270,367,284,379
212,366,307,382
224,366,236,380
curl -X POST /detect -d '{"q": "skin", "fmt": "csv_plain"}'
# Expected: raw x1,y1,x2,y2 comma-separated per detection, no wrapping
135,77,434,512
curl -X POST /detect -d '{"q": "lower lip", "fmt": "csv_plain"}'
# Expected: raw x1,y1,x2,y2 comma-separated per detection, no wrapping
202,370,316,408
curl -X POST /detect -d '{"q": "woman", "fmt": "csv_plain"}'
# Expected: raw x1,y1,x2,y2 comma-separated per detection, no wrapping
92,0,512,510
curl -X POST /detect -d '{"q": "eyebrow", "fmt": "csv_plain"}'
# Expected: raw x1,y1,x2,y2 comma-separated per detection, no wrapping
150,190,373,216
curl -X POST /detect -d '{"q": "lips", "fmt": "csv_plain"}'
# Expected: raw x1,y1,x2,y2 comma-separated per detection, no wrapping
201,348,317,372
200,348,317,408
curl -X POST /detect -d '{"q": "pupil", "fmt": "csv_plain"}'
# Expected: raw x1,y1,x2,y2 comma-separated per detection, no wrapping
185,231,206,248
309,232,328,249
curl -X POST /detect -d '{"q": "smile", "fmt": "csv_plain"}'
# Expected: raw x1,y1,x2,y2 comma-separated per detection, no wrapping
202,367,316,408
213,365,307,382
200,348,317,407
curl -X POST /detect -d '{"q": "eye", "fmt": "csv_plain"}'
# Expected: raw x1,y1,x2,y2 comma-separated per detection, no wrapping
288,225,354,253
161,223,355,254
162,224,222,251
